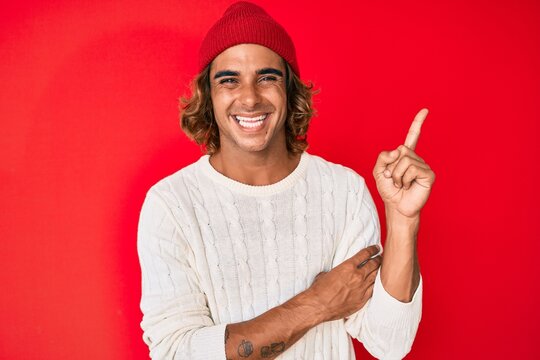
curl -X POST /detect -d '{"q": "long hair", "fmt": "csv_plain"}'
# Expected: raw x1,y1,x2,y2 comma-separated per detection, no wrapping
179,61,318,155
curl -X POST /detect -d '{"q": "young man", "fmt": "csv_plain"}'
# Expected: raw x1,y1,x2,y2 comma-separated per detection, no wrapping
137,2,435,359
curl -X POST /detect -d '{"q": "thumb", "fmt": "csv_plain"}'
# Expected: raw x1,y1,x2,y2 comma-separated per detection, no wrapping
373,149,399,177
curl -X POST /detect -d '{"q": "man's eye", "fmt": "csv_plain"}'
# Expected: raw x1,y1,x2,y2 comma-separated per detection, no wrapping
259,76,277,82
219,78,237,84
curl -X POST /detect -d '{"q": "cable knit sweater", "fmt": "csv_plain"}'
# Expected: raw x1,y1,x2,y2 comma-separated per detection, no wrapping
137,152,422,360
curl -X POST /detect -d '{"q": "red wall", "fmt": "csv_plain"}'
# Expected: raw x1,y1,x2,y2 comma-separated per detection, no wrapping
2,0,539,358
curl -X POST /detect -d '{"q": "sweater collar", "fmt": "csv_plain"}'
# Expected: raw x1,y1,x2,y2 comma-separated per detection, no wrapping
198,151,310,197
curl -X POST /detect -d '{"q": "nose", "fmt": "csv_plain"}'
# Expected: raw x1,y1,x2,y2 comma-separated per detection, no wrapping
238,82,262,108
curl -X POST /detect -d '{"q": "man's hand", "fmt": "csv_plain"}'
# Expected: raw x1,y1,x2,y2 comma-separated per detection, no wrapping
224,246,382,360
305,245,382,322
373,108,436,218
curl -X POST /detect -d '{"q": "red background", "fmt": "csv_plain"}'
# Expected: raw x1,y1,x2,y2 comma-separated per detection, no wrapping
2,0,539,358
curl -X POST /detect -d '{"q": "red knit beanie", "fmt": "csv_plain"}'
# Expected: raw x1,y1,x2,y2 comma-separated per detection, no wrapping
199,1,300,76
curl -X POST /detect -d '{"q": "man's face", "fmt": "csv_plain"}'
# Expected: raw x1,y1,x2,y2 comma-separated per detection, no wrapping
209,44,287,155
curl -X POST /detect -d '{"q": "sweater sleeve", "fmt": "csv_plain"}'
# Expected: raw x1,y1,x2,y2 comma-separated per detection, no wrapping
333,172,422,360
137,188,227,360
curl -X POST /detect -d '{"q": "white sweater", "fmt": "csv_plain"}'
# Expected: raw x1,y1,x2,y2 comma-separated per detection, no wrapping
137,152,422,360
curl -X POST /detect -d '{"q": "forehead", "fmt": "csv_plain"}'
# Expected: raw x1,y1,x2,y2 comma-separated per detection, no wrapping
210,44,284,74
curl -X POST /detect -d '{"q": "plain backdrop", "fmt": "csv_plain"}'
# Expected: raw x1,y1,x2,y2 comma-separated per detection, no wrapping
1,0,539,358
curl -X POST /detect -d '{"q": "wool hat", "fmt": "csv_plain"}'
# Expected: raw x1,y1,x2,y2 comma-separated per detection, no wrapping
199,1,300,76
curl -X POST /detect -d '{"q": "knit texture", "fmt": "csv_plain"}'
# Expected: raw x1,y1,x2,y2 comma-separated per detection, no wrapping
137,152,422,359
199,1,300,75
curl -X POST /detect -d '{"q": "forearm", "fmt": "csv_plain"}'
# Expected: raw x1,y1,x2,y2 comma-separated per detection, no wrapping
380,208,421,302
225,291,323,359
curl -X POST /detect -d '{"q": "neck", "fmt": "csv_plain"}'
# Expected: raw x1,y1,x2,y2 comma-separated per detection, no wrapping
209,145,302,186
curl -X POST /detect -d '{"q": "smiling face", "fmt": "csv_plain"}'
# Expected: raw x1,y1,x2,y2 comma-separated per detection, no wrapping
209,44,288,156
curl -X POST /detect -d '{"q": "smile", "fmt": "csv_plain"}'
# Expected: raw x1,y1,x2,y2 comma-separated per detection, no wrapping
233,113,268,129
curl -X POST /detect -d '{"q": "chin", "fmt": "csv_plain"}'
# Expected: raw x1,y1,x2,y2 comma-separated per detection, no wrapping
237,143,269,153
231,134,273,152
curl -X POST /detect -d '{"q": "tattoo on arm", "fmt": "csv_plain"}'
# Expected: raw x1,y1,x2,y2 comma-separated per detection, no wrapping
228,331,285,359
260,342,286,358
238,339,254,357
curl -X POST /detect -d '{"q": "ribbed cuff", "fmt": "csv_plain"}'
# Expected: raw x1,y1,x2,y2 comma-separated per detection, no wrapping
368,270,423,328
191,323,227,360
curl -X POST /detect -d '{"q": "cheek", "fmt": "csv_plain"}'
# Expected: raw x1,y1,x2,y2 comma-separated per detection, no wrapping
266,86,287,108
211,91,233,114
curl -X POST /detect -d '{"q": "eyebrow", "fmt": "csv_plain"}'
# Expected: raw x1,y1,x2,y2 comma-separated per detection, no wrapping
214,70,240,79
213,67,284,79
256,68,284,77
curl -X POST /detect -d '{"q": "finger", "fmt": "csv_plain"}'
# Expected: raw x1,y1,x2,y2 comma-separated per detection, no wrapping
366,269,378,284
402,165,436,190
404,108,428,150
351,245,381,266
391,157,431,188
397,144,426,163
384,145,428,178
373,150,400,177
356,254,382,270
358,255,382,273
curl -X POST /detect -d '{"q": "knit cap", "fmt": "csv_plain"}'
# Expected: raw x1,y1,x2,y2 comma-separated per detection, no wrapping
199,1,300,76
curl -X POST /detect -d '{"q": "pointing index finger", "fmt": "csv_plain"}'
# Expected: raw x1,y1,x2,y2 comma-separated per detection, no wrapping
404,108,429,150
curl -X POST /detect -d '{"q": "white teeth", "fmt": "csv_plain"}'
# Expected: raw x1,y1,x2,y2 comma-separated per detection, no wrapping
233,114,268,129
238,120,263,128
235,114,267,122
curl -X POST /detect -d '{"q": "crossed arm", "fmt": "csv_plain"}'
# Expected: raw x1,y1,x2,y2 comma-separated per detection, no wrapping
223,217,422,360
223,245,382,359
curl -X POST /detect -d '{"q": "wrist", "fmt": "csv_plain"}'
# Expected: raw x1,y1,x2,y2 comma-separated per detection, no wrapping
385,208,420,237
384,208,419,249
285,289,326,327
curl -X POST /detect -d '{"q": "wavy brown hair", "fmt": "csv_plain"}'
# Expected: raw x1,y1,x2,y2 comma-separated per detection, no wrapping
179,61,318,155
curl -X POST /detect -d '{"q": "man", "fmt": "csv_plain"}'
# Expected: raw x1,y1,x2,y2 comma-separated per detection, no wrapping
137,2,435,359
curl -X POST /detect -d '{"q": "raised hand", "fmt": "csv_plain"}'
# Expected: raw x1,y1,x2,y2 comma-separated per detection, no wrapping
373,109,436,218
